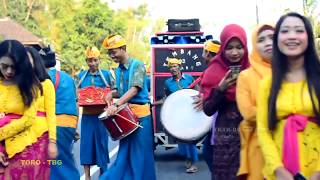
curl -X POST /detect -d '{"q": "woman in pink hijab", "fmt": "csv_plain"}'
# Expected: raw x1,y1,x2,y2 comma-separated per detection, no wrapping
202,24,249,180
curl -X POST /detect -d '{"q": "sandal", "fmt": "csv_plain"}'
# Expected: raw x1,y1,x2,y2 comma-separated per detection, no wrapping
186,166,198,173
185,161,192,169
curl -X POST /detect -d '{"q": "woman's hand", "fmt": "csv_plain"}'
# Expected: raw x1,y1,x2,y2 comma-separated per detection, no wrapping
275,167,294,180
48,141,58,159
192,93,204,111
310,172,320,180
218,70,237,92
0,152,8,166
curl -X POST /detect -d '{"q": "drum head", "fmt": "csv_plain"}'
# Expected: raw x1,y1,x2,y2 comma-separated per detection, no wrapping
160,89,212,142
98,111,108,120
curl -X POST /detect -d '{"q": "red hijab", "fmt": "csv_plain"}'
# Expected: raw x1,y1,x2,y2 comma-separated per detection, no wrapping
201,24,250,101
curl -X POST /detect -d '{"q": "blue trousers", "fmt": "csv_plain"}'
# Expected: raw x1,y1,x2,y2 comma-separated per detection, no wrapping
100,115,156,180
80,114,109,170
50,127,80,179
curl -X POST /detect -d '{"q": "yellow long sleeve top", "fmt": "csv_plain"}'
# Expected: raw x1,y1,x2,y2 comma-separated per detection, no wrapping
235,24,272,179
0,82,37,158
257,77,320,179
236,52,271,179
31,79,56,141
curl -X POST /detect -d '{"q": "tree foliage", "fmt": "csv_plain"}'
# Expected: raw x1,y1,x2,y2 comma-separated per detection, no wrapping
303,0,320,51
0,0,165,74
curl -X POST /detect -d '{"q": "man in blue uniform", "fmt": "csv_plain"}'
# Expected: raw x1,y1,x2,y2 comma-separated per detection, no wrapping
163,58,199,173
40,46,80,180
77,46,114,180
101,34,156,180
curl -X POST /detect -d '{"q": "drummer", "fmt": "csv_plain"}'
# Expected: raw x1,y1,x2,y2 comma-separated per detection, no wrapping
101,34,156,180
77,46,114,180
193,39,221,172
164,58,199,173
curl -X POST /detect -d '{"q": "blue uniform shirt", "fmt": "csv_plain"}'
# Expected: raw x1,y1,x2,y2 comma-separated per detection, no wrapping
164,73,194,96
77,69,114,89
48,69,78,116
115,58,149,104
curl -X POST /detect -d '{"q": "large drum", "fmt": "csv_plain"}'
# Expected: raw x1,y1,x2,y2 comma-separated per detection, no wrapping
98,104,140,141
160,89,212,142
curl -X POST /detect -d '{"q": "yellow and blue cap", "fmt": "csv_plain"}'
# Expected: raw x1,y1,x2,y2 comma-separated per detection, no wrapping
204,40,220,53
167,58,182,67
102,35,127,49
85,46,100,58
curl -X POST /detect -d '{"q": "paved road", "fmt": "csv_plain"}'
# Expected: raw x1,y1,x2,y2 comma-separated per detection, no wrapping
155,147,211,180
73,114,211,180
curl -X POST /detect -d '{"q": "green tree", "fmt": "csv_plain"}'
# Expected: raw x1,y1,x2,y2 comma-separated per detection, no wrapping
0,0,42,36
1,0,161,73
303,0,320,51
113,4,151,65
58,0,126,74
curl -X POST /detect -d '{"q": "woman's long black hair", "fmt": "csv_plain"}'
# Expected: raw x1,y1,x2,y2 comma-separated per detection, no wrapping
268,12,320,130
0,40,41,107
25,46,51,82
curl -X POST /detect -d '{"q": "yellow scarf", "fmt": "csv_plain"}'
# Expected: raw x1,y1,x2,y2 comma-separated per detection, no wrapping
249,24,273,78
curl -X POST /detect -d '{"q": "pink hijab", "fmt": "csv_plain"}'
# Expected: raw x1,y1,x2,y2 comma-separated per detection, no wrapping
201,24,250,101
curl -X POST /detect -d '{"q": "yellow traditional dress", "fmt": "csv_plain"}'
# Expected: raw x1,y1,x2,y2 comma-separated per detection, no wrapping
0,81,52,179
32,79,56,142
257,77,320,179
0,81,37,157
236,24,272,180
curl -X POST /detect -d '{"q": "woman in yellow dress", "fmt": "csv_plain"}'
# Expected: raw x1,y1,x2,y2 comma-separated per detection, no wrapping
26,46,58,161
0,40,47,179
257,12,320,180
236,24,274,180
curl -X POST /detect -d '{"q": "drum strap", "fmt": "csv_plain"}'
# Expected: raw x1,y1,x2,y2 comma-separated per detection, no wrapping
76,69,109,88
54,70,60,91
76,70,88,88
98,69,110,87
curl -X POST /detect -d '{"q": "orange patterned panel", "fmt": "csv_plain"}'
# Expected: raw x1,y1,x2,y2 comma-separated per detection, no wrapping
78,86,111,106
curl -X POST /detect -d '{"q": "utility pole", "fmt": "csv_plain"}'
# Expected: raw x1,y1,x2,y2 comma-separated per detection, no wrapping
303,0,306,15
256,0,260,25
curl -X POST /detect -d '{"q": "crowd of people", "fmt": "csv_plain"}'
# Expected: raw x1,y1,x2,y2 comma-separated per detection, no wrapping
0,11,319,180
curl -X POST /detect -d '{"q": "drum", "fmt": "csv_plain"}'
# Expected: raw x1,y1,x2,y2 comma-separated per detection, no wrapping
98,104,140,141
78,86,110,106
160,89,212,142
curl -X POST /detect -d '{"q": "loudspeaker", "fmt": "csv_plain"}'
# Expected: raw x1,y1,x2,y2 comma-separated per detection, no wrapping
167,19,200,32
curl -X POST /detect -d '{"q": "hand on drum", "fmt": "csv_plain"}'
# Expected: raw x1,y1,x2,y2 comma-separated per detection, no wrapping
192,93,204,111
218,70,238,92
104,104,118,116
104,93,113,107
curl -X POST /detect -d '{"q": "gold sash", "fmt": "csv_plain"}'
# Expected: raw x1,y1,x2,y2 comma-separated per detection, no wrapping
128,103,150,118
56,115,78,128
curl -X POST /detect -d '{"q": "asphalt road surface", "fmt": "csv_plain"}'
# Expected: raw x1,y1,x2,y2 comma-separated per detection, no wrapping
73,114,211,180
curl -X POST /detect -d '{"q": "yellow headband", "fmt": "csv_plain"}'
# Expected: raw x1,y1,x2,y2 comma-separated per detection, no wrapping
102,35,127,49
85,46,100,58
204,40,220,53
167,58,182,67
